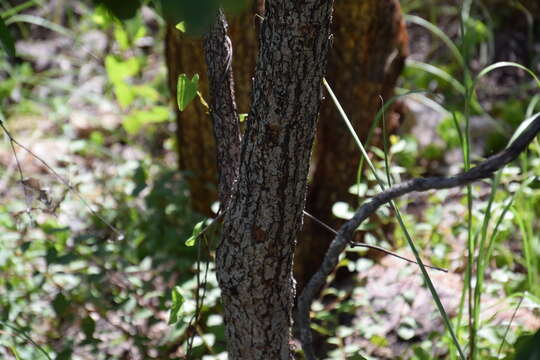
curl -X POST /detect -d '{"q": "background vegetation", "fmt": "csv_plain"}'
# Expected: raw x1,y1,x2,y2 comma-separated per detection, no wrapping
0,0,539,359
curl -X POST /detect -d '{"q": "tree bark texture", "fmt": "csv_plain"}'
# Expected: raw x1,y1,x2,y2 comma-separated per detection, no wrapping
294,0,409,290
203,10,241,208
165,0,408,292
165,1,407,230
215,0,334,358
164,6,260,215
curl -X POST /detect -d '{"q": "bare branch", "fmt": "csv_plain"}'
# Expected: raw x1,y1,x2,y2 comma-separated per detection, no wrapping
297,114,540,360
303,210,447,272
203,10,241,208
0,120,122,237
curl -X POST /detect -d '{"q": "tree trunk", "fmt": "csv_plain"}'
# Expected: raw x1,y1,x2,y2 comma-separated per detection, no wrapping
164,7,260,215
294,0,409,290
215,0,334,357
164,0,408,292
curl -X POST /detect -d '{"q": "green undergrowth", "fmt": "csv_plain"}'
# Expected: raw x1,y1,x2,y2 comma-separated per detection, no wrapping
1,0,539,359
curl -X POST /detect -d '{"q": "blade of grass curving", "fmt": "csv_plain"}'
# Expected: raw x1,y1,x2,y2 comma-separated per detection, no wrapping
404,90,449,115
509,113,540,146
1,0,42,19
325,78,466,359
405,14,464,67
356,89,427,190
0,321,52,360
407,60,466,95
525,95,540,119
473,62,540,90
5,14,72,37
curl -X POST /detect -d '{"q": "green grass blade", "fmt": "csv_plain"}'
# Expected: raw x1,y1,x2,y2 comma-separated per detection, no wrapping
485,196,514,264
1,0,42,19
497,296,524,357
323,78,381,186
525,95,540,119
0,16,15,57
324,78,466,360
451,111,465,155
8,346,22,360
406,59,466,95
356,89,428,188
0,321,52,360
473,62,540,90
472,171,502,350
5,14,72,37
405,14,464,67
381,96,392,187
508,113,540,147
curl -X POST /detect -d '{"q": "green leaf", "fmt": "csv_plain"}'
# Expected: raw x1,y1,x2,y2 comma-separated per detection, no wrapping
7,346,21,360
514,328,540,360
56,348,72,360
412,346,432,360
122,106,171,134
132,84,160,101
159,0,219,36
105,55,140,84
185,220,204,247
52,293,70,317
176,21,186,33
168,286,185,325
177,74,199,111
81,316,96,339
114,83,134,108
0,16,15,57
239,113,248,122
105,55,141,108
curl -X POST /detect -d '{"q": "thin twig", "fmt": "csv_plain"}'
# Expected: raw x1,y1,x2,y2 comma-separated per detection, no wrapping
497,295,524,357
6,128,34,223
303,210,447,272
0,120,123,238
297,114,540,360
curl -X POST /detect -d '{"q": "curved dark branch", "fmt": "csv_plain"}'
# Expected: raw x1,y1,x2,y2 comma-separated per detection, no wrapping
203,10,241,207
297,114,540,360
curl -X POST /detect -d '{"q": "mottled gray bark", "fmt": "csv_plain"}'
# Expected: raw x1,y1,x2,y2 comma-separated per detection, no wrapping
212,0,335,358
203,10,241,208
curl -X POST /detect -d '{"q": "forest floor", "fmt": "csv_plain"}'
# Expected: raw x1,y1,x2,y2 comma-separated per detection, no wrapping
1,2,540,359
